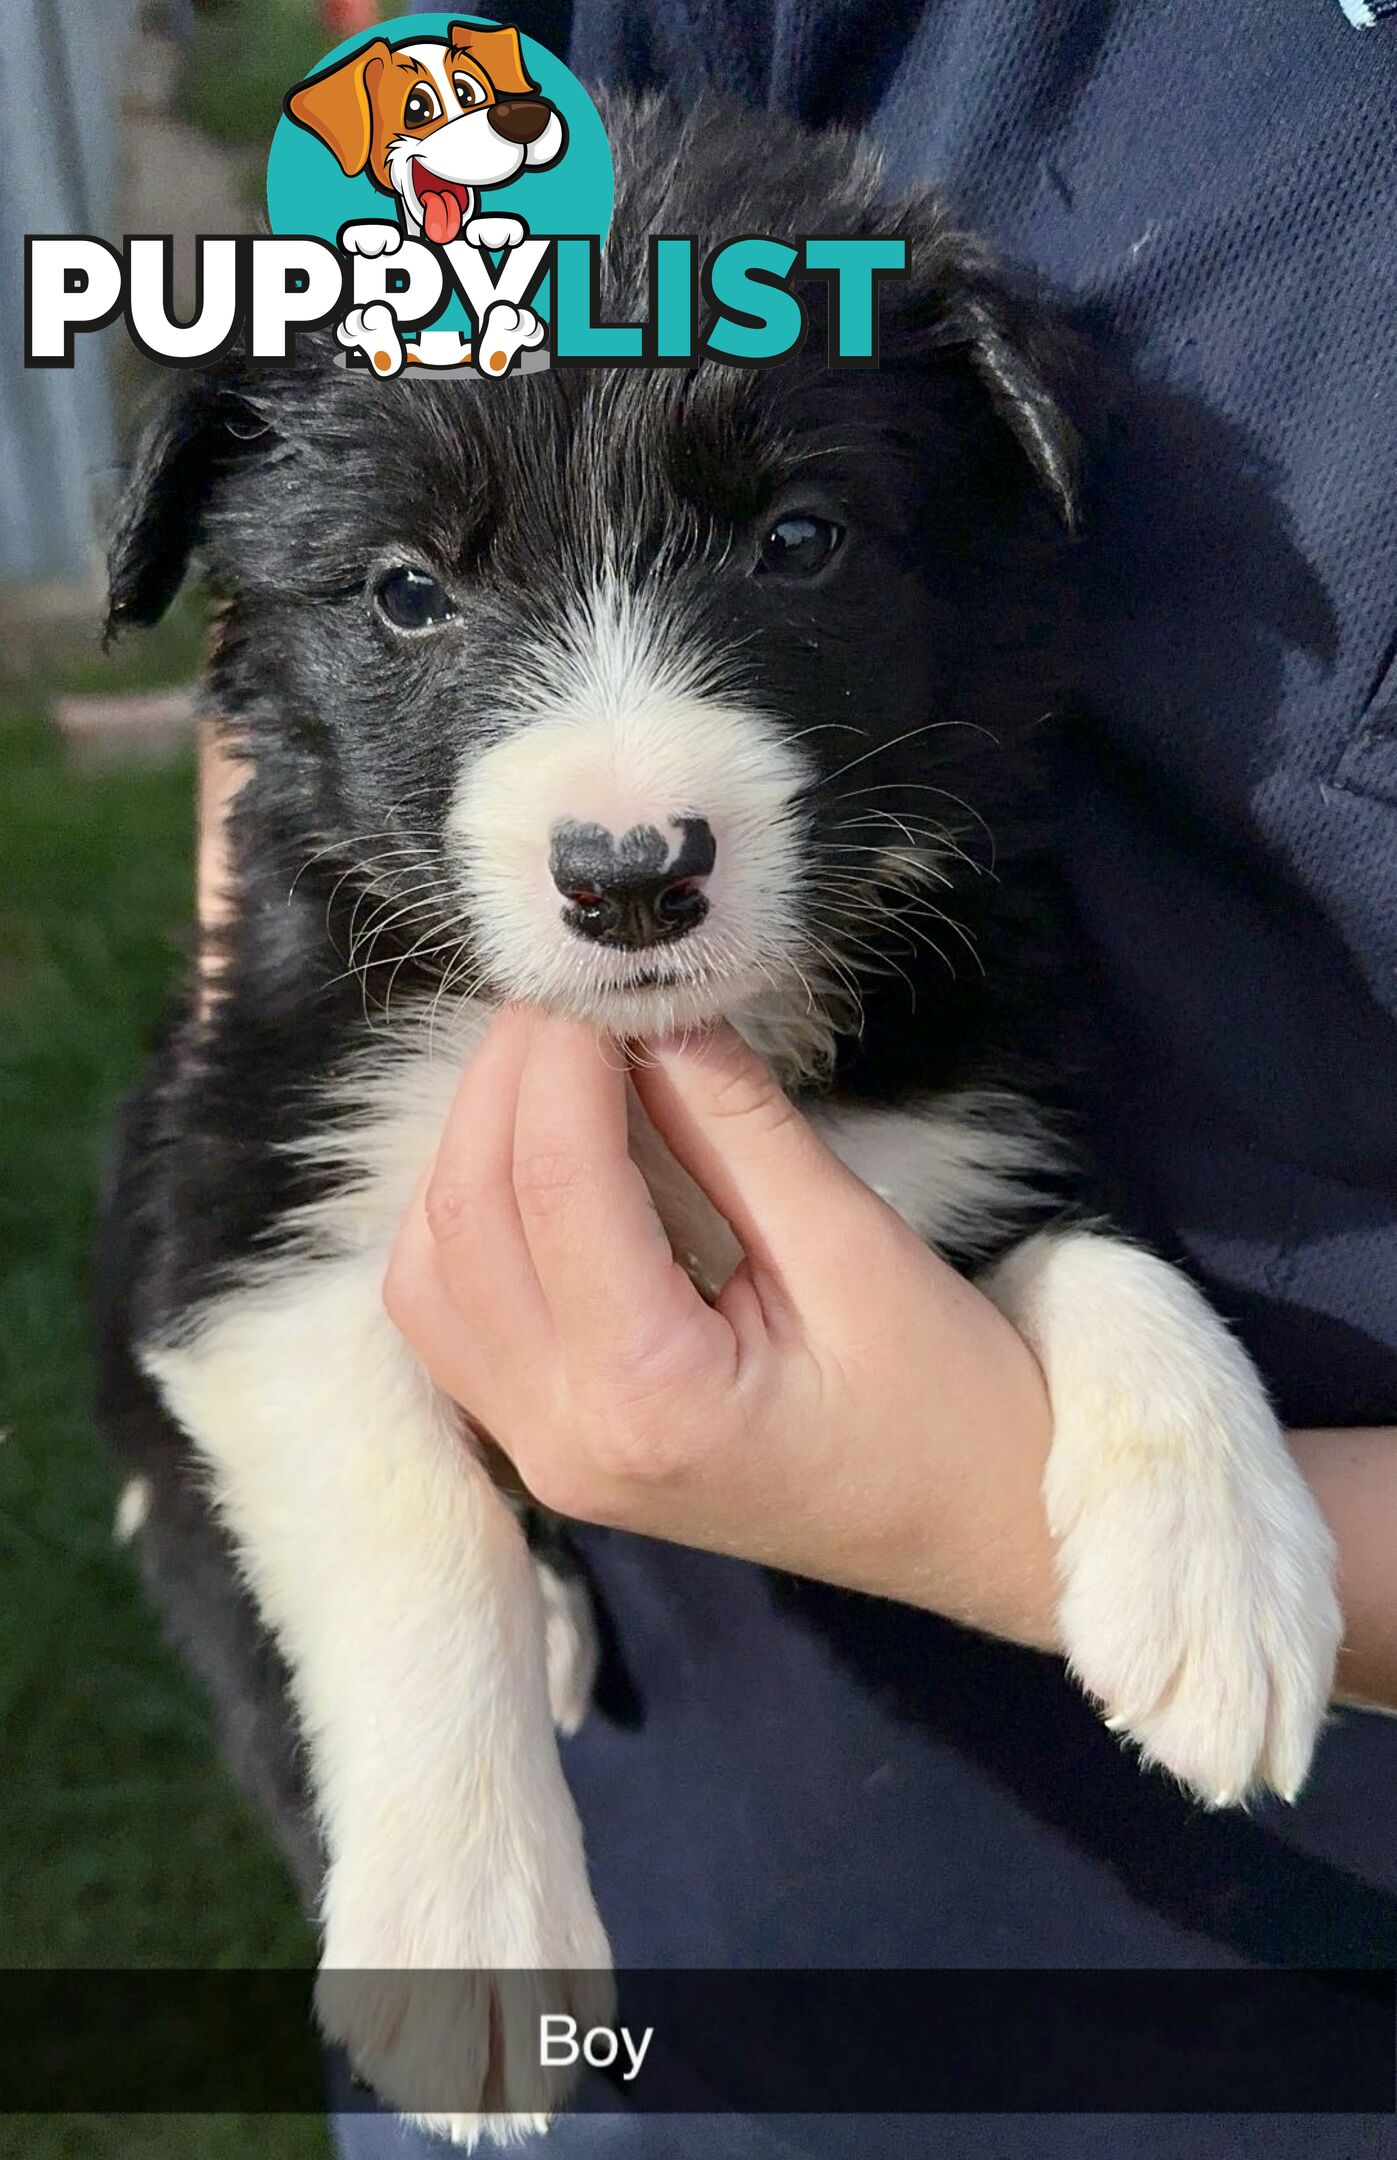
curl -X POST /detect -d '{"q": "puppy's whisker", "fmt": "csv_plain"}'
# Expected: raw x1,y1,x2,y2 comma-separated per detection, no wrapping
832,783,998,870
798,933,865,1035
819,719,998,790
815,920,926,1002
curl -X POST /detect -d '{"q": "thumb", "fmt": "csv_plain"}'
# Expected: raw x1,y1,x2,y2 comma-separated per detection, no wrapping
633,1023,887,1318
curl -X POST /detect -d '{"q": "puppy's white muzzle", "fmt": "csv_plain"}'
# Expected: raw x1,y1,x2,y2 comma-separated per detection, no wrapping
444,592,809,1029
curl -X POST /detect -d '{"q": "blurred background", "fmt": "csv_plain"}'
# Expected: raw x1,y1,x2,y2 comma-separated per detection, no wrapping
2,2,426,2153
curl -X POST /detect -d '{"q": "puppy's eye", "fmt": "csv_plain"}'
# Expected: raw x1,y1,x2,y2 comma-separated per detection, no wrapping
373,566,455,631
452,73,486,109
404,84,441,128
757,514,844,578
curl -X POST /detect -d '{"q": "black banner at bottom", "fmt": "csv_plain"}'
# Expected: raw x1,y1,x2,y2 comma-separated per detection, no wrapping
0,1970,1391,2115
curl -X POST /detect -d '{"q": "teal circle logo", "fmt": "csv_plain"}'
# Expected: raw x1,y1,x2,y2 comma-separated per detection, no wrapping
266,13,612,362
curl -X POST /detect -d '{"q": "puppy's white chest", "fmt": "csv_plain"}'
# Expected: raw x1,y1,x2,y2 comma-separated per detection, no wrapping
289,1006,1055,1290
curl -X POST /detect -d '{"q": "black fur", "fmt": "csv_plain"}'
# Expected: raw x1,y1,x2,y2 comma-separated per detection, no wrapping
97,95,1093,1885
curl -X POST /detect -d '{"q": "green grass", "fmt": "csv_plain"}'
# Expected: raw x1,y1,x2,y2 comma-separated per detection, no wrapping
0,610,328,2157
171,0,413,152
173,0,331,151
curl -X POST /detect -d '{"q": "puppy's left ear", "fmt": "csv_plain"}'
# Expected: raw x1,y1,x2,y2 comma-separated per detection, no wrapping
889,223,1088,531
106,367,254,640
952,284,1084,531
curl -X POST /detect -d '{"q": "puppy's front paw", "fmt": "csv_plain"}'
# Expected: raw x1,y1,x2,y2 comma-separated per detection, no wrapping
1049,1402,1341,1806
474,301,546,377
340,221,403,259
318,1842,613,2143
536,1557,599,1738
318,1966,614,2147
463,214,528,252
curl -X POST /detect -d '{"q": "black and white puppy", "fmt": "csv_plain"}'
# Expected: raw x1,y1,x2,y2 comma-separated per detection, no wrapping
99,94,1340,2140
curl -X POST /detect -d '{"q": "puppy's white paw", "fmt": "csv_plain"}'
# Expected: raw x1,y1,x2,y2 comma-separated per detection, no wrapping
318,1966,614,2147
474,301,546,377
984,1231,1342,1808
536,1558,599,1739
336,303,404,378
463,214,528,252
340,221,403,259
318,1840,613,2141
1048,1398,1341,1806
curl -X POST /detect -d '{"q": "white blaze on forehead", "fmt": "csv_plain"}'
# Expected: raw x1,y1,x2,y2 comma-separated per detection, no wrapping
446,583,810,1018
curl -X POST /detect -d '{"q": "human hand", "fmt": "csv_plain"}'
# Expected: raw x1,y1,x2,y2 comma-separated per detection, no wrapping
385,1008,1062,1649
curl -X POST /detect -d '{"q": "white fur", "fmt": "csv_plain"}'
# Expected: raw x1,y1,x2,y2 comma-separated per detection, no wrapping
811,1094,1060,1261
285,1012,1055,1287
447,579,814,1040
115,1474,153,1545
143,1254,611,2144
981,1230,1341,1803
139,967,1341,2133
536,1558,600,1738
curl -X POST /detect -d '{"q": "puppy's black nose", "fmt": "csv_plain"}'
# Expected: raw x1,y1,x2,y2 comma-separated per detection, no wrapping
551,817,715,951
489,98,554,146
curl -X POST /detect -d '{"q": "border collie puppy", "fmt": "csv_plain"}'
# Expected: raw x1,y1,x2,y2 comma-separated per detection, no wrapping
98,94,1339,2139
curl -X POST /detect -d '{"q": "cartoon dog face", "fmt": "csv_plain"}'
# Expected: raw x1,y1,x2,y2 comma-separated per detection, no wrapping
286,21,566,243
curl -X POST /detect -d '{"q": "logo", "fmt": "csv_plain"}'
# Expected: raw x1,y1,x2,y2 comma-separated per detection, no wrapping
271,13,611,375
25,14,907,377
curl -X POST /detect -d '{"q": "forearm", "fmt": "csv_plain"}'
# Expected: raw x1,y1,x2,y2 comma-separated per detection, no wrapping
892,1409,1397,1714
1290,1427,1397,1711
797,1257,1060,1654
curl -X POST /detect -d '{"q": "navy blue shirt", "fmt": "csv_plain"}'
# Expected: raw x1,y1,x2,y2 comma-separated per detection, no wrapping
340,5,1397,2154
570,0,1397,1432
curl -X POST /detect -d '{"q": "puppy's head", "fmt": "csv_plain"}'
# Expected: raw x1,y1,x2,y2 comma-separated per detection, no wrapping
109,97,1082,1073
285,22,565,241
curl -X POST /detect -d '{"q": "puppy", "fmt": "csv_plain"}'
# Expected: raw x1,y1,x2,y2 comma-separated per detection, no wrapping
99,94,1340,2142
286,19,563,377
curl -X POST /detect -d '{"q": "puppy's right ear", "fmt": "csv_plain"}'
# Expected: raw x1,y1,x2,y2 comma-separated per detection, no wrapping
284,40,391,178
105,369,257,641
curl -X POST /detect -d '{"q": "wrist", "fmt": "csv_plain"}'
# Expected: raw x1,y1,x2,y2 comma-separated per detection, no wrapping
809,1252,1062,1652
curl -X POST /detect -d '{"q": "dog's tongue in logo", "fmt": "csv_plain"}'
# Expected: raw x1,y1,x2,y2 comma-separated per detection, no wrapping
415,166,470,246
273,18,614,375
422,191,459,244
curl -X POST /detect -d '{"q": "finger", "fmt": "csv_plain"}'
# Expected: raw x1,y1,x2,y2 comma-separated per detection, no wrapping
631,1024,880,1322
509,1015,722,1370
385,1187,496,1407
421,1004,555,1363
